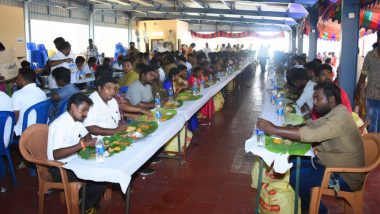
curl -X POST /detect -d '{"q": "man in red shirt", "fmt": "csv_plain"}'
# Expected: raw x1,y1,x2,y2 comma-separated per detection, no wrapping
311,64,352,119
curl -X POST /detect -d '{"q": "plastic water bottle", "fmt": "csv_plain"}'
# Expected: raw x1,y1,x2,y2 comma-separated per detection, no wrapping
154,93,161,108
154,93,162,123
168,87,174,102
192,81,198,96
95,138,105,162
277,102,285,125
200,79,205,89
256,129,265,147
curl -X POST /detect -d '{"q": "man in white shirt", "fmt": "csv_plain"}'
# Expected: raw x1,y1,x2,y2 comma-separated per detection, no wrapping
293,68,316,110
12,68,47,136
48,93,106,213
0,91,13,149
203,43,212,60
84,74,127,137
86,39,98,61
126,64,156,109
48,41,75,89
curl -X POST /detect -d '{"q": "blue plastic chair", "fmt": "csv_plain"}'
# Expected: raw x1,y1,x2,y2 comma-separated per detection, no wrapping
119,86,128,94
21,100,53,133
58,99,69,116
0,111,17,186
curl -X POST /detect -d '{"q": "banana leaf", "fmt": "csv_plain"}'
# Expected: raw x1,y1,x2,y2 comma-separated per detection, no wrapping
177,92,202,101
264,136,311,156
163,100,183,109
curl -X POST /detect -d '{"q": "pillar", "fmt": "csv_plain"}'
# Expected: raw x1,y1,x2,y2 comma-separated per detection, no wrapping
89,6,95,40
339,1,360,106
308,7,318,60
297,26,304,55
24,1,31,43
128,16,135,44
292,27,297,54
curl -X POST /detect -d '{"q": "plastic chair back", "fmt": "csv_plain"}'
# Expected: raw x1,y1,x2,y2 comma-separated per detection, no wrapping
363,133,380,169
22,100,53,133
0,111,15,153
119,86,128,94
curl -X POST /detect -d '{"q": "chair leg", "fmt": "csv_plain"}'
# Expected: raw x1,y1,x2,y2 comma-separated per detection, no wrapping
103,184,113,201
309,188,321,214
60,191,65,204
6,150,17,186
69,183,81,214
352,192,364,214
38,182,46,214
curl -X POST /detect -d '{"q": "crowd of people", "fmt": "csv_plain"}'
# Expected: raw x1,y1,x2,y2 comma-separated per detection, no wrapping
0,36,254,213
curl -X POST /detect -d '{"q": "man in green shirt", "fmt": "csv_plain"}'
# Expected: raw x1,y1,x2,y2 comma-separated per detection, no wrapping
120,58,139,87
257,82,364,213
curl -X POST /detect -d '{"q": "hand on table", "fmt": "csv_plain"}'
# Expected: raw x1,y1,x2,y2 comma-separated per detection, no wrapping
115,123,128,133
257,118,277,136
84,138,97,148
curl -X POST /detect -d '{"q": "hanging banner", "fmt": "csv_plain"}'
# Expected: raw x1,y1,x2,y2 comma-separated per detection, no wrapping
190,31,284,39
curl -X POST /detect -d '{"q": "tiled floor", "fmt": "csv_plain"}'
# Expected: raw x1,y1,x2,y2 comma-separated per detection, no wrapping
1,67,379,214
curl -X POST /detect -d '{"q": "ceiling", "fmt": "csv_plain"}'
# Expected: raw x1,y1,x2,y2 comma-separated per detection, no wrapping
30,0,318,31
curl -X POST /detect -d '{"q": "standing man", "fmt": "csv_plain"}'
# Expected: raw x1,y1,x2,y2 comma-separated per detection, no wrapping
355,31,380,132
186,43,196,58
48,93,106,213
86,39,99,61
48,41,74,89
203,43,212,60
127,42,139,59
258,44,269,72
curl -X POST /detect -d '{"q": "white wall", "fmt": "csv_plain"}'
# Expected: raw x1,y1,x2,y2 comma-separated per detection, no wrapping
94,26,128,57
30,19,88,55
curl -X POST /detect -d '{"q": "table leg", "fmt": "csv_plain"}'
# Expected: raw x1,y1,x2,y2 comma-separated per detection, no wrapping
177,131,182,164
255,158,264,214
81,183,86,214
125,183,131,214
183,122,188,161
294,156,301,214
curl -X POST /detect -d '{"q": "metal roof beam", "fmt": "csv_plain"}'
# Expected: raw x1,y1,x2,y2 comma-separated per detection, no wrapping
202,0,316,5
131,12,297,25
93,4,307,19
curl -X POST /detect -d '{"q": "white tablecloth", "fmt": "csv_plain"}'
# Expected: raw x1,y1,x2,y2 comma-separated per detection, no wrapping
64,114,186,193
177,63,250,120
245,75,312,173
63,62,252,193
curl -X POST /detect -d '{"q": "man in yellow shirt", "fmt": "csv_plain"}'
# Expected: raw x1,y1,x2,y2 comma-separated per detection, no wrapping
120,58,139,87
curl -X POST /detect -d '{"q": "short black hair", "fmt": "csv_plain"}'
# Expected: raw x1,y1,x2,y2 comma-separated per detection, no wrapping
95,65,113,80
178,55,187,62
325,58,331,64
58,41,71,52
53,37,65,49
377,31,380,39
138,64,155,78
167,68,180,81
178,64,187,71
192,66,202,75
21,60,31,69
52,67,70,84
75,56,85,64
88,56,97,65
314,82,342,105
303,61,318,72
123,58,132,63
67,93,93,111
96,73,115,88
18,68,36,83
312,58,322,64
317,64,333,76
291,68,309,81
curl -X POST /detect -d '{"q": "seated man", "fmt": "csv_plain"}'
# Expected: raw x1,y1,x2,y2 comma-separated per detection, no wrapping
257,82,364,213
120,58,139,87
84,74,127,137
126,64,156,109
293,68,316,111
48,93,106,213
50,67,80,118
12,68,47,136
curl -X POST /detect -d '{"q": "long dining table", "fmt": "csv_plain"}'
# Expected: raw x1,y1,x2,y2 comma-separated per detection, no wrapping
62,61,254,213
